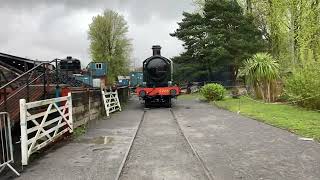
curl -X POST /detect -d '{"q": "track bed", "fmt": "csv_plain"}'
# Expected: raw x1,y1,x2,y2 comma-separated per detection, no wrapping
119,108,209,180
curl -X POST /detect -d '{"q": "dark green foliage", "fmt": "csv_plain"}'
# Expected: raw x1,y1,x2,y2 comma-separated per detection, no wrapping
200,83,226,101
284,63,320,109
171,0,266,83
173,60,208,83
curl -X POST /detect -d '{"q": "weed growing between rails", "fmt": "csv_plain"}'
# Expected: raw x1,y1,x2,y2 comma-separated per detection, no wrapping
72,125,87,139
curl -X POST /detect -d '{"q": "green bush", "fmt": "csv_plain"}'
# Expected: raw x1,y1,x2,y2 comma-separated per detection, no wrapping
200,83,226,101
284,63,320,109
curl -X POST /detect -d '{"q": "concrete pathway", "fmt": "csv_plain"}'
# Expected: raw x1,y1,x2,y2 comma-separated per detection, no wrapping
173,98,320,180
14,98,143,180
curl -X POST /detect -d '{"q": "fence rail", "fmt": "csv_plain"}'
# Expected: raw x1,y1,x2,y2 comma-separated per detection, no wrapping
0,112,20,176
20,93,73,166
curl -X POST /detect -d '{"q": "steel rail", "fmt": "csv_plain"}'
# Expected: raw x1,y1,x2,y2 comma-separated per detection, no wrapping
170,108,215,180
115,109,146,180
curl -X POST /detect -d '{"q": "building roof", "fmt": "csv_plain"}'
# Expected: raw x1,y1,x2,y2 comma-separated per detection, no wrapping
0,52,41,64
0,52,45,74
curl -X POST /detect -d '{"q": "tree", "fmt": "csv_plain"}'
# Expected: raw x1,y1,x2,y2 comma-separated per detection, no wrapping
88,10,131,83
239,0,320,70
193,0,205,15
171,12,209,82
171,0,265,84
203,0,266,82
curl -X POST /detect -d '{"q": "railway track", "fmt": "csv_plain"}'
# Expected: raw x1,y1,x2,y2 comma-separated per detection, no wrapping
116,108,214,180
114,109,146,180
170,109,215,180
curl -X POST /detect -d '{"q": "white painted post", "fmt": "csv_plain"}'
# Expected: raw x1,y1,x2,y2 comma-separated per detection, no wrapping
19,99,28,166
115,90,122,111
101,89,109,117
88,90,91,123
68,92,73,133
107,90,111,116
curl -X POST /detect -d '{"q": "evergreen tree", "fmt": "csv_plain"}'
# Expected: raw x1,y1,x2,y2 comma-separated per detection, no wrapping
204,0,265,81
171,0,266,83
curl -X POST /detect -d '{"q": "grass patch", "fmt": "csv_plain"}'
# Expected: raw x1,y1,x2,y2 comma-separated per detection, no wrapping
72,125,87,139
214,96,320,141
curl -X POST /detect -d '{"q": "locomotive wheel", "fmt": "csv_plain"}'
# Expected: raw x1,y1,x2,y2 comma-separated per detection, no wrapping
165,97,172,108
145,99,150,108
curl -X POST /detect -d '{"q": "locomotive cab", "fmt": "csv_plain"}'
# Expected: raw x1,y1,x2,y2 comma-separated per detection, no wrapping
136,45,180,108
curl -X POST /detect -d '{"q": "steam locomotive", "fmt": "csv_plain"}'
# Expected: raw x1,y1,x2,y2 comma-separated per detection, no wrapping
136,45,180,107
58,56,81,74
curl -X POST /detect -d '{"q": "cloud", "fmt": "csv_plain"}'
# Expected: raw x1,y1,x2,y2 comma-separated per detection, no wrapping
0,0,194,67
0,0,193,22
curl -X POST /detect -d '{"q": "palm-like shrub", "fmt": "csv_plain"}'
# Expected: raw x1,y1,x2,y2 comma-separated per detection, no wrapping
241,53,280,102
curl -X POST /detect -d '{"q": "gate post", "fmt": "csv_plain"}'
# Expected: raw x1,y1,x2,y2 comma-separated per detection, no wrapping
68,92,73,133
115,90,122,112
19,99,28,166
101,89,109,117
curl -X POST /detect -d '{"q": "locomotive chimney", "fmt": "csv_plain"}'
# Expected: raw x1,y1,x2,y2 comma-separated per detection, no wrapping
152,45,161,56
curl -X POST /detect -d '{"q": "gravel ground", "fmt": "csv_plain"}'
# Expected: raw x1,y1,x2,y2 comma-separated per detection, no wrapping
119,108,208,180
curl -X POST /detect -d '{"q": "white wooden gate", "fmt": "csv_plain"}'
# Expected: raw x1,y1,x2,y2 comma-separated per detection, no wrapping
101,88,121,117
20,93,73,166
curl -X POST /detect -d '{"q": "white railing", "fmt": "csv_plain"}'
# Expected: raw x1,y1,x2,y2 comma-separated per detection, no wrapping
101,88,121,117
20,93,73,166
0,112,20,176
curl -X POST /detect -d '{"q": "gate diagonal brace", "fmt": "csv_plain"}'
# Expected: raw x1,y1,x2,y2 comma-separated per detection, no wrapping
101,88,122,117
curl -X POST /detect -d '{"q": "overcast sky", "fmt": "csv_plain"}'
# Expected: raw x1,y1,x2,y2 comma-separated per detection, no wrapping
0,0,195,67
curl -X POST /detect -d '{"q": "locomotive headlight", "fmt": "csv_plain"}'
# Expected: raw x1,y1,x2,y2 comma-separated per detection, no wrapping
170,89,177,96
139,90,146,97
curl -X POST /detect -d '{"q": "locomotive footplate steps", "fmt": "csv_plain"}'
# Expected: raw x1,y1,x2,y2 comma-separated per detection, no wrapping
118,108,211,180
